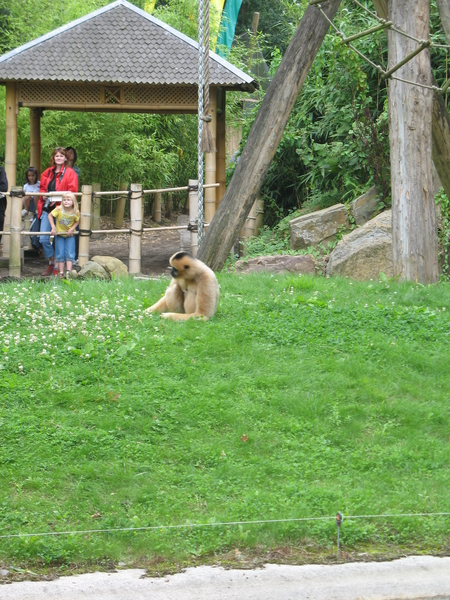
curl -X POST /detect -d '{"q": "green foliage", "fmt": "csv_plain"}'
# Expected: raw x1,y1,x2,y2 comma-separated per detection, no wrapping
1,275,450,566
436,188,450,279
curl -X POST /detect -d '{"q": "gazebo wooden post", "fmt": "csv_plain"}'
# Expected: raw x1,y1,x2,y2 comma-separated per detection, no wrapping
29,108,42,174
3,83,18,257
114,182,128,228
216,88,226,207
79,185,92,267
9,187,22,277
204,89,217,223
189,179,199,256
129,183,142,274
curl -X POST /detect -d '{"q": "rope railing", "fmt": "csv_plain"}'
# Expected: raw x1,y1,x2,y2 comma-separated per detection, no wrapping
311,0,450,92
3,183,219,198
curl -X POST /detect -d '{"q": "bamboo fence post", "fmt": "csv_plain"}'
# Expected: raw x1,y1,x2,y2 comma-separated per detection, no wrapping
79,185,92,267
189,179,199,257
166,192,173,219
3,83,18,257
91,183,101,239
9,187,22,278
204,90,217,223
153,190,162,223
216,88,226,208
114,182,128,228
129,183,142,274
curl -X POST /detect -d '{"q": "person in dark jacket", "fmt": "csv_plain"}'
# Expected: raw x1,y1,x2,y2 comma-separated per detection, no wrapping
38,147,78,276
0,165,8,245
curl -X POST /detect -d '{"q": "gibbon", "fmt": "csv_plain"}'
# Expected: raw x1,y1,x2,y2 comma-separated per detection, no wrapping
145,252,219,321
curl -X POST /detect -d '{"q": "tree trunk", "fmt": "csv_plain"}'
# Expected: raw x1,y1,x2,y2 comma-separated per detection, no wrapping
436,0,450,39
198,0,342,270
374,0,450,202
388,0,438,282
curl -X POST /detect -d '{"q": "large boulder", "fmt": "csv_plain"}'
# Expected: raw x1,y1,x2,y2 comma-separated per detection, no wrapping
349,186,381,226
91,255,128,278
235,254,316,275
78,260,110,280
326,210,393,280
289,204,349,250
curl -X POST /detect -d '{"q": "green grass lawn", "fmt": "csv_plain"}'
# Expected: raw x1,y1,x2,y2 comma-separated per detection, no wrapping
0,272,449,569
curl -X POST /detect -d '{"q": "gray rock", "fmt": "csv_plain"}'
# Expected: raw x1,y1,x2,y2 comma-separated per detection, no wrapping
349,186,381,226
326,210,393,280
0,569,9,577
78,260,110,280
289,204,349,250
235,254,316,275
91,255,128,277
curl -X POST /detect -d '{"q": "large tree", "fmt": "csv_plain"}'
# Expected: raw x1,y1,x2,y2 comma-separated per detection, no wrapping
387,0,438,282
198,0,342,270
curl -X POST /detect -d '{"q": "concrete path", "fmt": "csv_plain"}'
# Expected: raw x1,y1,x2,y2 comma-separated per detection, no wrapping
1,556,450,599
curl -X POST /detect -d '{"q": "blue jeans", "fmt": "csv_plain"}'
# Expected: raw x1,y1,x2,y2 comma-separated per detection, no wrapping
39,211,55,259
55,235,76,263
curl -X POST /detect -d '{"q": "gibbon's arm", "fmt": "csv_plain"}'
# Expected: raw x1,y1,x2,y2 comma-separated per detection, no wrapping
145,280,184,314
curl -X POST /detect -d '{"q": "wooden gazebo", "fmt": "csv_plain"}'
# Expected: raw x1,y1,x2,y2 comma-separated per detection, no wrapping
0,0,257,242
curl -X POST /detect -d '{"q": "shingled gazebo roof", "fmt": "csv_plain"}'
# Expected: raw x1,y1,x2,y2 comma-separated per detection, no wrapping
0,0,257,92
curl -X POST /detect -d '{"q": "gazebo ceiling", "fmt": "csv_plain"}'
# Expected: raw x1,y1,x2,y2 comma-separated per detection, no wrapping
0,0,257,92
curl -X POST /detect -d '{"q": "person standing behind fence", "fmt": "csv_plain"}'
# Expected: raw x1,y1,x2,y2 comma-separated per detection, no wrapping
38,148,78,276
0,164,8,247
48,192,79,279
22,167,40,215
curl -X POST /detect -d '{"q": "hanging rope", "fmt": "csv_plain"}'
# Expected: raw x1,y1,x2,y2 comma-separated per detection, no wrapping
197,0,205,246
200,0,216,154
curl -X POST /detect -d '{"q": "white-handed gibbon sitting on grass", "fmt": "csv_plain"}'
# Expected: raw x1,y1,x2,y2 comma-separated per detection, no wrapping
145,252,219,321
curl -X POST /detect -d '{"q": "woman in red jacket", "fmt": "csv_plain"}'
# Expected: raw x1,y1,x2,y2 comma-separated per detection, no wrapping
38,147,78,276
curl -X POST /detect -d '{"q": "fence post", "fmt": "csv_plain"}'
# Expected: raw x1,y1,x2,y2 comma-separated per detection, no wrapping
79,185,92,267
114,182,128,228
9,187,22,278
153,190,162,223
91,183,101,240
189,179,199,257
129,183,142,274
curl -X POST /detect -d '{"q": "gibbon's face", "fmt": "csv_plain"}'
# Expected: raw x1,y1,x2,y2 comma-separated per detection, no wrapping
169,252,195,280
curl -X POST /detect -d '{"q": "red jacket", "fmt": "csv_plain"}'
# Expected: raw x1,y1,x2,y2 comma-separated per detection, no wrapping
37,166,78,218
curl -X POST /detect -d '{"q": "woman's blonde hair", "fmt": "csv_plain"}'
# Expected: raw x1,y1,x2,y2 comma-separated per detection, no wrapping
62,192,79,215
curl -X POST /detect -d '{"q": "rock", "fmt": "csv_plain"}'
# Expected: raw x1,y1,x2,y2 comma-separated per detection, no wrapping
78,260,110,280
326,210,393,280
0,569,9,577
235,254,316,275
91,256,128,278
349,186,381,226
289,204,349,250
